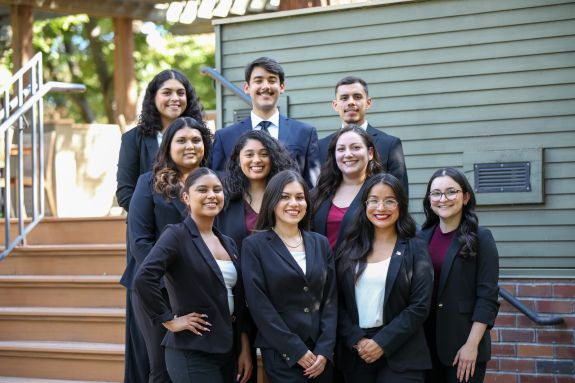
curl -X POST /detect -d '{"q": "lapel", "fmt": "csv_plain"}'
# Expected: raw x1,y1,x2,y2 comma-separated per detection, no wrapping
302,231,316,280
184,217,226,288
268,230,307,280
229,199,248,241
277,114,290,144
382,240,407,308
144,134,159,167
343,262,360,323
438,229,461,299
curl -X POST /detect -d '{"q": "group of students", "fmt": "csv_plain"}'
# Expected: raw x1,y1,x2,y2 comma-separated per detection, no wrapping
116,57,500,383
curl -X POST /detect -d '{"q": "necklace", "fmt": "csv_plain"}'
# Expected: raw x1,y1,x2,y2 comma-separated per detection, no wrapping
273,228,303,249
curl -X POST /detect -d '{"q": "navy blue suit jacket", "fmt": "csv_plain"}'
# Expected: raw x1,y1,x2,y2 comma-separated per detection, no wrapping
337,238,433,372
211,115,320,187
116,126,159,212
134,216,249,354
215,198,250,254
318,124,409,197
120,171,188,289
418,225,500,365
241,230,337,367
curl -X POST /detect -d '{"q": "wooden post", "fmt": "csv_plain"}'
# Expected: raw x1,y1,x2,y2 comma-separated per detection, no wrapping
113,17,137,125
10,5,33,72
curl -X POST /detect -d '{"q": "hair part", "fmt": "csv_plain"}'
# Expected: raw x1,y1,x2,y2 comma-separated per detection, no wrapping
244,57,285,84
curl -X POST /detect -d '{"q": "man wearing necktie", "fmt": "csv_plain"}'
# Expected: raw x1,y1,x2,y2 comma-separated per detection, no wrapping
210,57,320,188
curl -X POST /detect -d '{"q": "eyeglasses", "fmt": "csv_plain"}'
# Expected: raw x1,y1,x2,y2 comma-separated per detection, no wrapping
365,198,399,210
428,189,462,202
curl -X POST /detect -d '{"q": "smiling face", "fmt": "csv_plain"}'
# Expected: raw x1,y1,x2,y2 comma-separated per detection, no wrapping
183,173,224,219
429,176,470,226
332,82,372,126
239,138,271,182
155,79,187,130
170,127,204,174
365,183,400,232
273,181,307,229
335,130,374,179
244,66,285,116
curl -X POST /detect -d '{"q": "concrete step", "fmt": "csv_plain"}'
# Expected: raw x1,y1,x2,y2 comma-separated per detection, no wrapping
0,307,125,343
0,244,126,276
0,377,119,383
0,275,124,308
0,341,123,381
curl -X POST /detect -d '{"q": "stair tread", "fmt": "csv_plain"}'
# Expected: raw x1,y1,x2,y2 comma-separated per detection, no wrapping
0,307,124,317
0,275,121,282
12,244,126,252
0,340,124,354
0,377,119,383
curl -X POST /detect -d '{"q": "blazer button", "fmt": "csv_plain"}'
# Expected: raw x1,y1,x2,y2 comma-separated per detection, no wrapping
303,286,309,292
282,353,287,358
304,307,310,313
438,303,443,308
286,356,290,361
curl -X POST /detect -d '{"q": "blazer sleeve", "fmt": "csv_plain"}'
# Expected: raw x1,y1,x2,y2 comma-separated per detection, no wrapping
133,225,179,325
387,137,409,198
116,129,140,211
337,273,367,350
241,238,309,366
472,228,500,328
372,240,433,356
210,129,226,173
128,174,156,267
303,127,321,188
312,240,338,360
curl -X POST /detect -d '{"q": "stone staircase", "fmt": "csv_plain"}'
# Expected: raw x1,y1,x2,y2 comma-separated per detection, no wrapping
0,217,126,382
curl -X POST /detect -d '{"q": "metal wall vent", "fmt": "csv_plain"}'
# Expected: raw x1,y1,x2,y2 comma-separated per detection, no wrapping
474,162,531,193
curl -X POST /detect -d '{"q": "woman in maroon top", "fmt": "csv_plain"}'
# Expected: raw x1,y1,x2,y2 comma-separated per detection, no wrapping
217,129,295,382
312,125,383,251
418,167,499,383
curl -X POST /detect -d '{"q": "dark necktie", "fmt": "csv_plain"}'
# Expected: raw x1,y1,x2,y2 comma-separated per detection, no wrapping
258,120,272,134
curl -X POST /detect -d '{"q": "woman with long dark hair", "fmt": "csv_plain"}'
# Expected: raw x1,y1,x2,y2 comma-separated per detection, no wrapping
125,117,212,383
134,168,252,383
336,173,433,382
312,125,383,251
419,167,499,383
242,170,337,383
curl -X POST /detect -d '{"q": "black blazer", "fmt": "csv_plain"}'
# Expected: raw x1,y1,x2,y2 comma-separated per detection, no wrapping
116,126,159,211
210,115,321,187
337,238,433,373
312,182,368,251
215,198,250,253
418,225,500,365
133,216,249,354
120,171,188,288
241,230,337,367
318,124,409,197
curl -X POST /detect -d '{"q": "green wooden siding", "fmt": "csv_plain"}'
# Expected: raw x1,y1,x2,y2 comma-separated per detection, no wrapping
214,0,575,277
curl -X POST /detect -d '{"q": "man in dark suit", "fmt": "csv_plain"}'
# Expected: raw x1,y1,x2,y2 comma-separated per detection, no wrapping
319,76,409,196
211,57,320,187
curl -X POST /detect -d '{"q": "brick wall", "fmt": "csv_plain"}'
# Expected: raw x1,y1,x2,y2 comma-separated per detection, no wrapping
486,279,575,382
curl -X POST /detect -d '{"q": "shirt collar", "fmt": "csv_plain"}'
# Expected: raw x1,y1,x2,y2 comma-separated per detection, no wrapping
341,120,369,130
251,109,280,129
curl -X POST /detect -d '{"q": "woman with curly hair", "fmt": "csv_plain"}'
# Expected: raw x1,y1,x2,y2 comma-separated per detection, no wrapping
419,167,499,383
124,117,212,383
312,125,383,251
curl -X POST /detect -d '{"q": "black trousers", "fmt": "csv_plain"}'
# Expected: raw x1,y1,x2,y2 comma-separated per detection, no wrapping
124,288,150,383
132,288,171,383
260,347,333,383
165,347,235,383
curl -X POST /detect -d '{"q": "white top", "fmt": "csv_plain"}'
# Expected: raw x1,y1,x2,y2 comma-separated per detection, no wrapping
355,258,391,328
251,110,280,139
156,131,163,146
290,251,306,275
215,260,237,315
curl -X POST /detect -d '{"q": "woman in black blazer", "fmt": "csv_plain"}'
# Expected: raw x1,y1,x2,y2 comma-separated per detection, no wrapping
419,168,499,383
126,117,212,383
116,69,203,383
336,173,433,383
134,168,252,383
241,170,337,383
312,125,383,251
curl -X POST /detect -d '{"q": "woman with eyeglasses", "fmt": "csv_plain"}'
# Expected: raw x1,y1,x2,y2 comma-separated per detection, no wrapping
419,168,500,383
312,125,383,251
336,173,433,382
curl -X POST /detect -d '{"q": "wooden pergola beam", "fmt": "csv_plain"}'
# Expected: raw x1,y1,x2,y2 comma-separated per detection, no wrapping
10,4,33,72
113,17,137,125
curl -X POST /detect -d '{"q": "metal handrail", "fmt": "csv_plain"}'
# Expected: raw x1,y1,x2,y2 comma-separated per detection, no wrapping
499,287,564,326
200,67,252,106
1,52,85,261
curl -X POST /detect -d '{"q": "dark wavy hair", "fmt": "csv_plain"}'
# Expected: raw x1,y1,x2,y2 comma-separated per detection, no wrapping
422,167,478,259
336,173,415,283
224,130,296,203
255,170,311,231
335,76,369,96
153,117,212,200
182,167,222,212
138,69,204,136
244,57,285,84
312,125,383,214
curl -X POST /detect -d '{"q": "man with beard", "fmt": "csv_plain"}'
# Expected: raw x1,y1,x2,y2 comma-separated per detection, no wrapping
211,57,320,188
319,76,409,197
